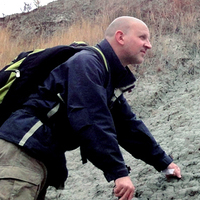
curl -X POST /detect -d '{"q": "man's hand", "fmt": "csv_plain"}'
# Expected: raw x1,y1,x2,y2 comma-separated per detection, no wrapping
114,176,135,200
165,162,181,179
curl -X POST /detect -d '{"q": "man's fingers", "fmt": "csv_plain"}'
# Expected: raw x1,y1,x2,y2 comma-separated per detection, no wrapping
126,189,134,200
114,186,125,197
174,166,181,178
114,185,135,200
165,162,181,179
114,176,135,200
116,188,134,200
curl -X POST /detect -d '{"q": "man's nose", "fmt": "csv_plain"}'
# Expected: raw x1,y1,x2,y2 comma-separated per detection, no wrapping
145,40,152,49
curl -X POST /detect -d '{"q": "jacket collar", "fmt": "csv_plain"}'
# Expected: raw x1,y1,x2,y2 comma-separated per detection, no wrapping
97,39,136,89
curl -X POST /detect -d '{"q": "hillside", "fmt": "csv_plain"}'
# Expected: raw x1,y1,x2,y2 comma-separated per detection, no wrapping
0,0,147,40
1,0,200,199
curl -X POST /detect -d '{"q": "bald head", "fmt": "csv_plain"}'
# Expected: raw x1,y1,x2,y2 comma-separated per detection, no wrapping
105,16,147,38
104,16,152,66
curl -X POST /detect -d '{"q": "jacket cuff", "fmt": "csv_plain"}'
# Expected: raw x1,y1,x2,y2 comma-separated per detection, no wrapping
154,154,173,172
104,167,129,182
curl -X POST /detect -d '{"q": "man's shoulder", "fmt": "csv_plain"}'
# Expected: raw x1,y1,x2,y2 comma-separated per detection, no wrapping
68,48,108,73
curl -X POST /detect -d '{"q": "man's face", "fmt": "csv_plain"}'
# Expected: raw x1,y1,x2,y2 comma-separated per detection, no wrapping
122,22,152,65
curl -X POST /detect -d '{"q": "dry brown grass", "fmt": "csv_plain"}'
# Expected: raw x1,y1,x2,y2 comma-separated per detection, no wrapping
0,28,16,67
0,0,199,73
0,16,109,69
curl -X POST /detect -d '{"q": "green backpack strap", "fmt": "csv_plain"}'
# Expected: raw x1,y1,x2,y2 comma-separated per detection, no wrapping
70,41,108,72
0,49,45,104
91,46,108,72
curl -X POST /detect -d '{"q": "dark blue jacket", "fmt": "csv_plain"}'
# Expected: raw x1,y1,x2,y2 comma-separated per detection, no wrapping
0,39,172,188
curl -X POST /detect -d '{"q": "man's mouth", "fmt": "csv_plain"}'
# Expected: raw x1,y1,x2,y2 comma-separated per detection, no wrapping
141,50,146,54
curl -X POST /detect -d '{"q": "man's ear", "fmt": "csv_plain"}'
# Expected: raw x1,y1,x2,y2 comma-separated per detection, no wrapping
115,30,124,45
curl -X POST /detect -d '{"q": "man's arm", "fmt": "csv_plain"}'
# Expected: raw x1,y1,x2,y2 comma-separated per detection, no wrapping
111,94,181,177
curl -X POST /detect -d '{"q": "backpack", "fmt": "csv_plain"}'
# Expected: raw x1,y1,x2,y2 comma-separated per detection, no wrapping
0,42,108,127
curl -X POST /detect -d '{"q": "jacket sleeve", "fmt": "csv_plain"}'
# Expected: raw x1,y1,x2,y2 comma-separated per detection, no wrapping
111,94,173,172
63,51,129,181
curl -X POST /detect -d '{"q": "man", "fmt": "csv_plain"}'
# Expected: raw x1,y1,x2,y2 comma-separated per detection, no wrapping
0,16,181,200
